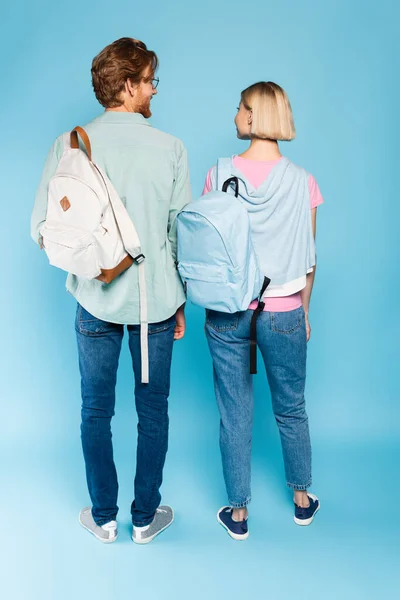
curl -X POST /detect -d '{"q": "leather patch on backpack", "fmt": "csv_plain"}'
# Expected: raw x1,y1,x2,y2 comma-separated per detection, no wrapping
60,196,71,211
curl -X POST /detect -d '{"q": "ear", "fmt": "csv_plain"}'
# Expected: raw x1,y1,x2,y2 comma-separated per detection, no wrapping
125,78,137,98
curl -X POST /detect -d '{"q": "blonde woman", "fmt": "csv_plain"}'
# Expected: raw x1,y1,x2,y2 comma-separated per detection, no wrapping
203,82,323,540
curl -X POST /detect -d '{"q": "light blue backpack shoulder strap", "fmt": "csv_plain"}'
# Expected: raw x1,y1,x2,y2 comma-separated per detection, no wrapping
216,158,233,191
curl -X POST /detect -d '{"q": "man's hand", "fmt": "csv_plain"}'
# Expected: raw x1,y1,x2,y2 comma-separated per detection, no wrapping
174,306,186,341
305,312,311,342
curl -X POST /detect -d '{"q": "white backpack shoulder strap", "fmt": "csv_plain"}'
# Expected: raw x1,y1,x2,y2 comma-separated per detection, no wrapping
71,126,150,384
71,126,92,159
216,158,233,191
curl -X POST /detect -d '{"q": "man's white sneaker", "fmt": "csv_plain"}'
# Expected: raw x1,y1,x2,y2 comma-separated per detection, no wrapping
79,507,118,543
132,506,174,544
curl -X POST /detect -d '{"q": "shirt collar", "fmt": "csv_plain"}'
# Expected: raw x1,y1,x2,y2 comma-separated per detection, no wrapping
94,111,152,126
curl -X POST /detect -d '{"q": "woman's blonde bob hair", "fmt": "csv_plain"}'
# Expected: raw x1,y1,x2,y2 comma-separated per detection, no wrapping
241,82,296,141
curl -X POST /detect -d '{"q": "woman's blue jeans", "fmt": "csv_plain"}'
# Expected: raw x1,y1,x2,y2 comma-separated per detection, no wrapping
205,306,312,508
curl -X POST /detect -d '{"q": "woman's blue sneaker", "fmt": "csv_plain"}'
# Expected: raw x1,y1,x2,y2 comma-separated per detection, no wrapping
294,493,320,526
217,506,249,540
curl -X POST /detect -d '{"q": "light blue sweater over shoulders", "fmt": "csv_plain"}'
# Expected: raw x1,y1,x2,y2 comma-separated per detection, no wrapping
212,156,316,287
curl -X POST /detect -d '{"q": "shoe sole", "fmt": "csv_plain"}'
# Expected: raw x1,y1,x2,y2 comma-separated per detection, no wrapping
293,494,320,526
217,509,249,541
78,514,118,544
132,512,174,545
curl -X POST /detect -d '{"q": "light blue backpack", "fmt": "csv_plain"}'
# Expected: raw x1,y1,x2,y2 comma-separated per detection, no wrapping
177,165,270,373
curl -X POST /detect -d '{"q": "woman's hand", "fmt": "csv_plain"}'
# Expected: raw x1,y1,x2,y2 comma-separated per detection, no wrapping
305,312,311,342
174,306,186,340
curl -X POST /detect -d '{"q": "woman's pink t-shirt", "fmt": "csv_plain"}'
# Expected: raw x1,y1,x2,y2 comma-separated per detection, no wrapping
203,156,324,312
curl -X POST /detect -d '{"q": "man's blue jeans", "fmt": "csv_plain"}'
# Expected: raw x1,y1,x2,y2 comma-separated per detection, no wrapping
75,303,176,527
205,306,312,508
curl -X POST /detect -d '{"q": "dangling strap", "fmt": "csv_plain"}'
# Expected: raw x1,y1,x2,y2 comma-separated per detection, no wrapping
138,261,149,383
250,276,271,375
71,125,149,384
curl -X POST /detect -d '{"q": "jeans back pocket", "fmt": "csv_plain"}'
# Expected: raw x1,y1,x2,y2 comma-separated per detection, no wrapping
76,304,121,336
206,309,239,332
270,307,304,334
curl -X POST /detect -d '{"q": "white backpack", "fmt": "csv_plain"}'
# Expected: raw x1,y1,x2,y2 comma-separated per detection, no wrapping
40,126,149,383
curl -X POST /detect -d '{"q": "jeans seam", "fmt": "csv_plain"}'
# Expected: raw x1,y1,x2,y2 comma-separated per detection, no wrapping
146,440,167,512
205,321,239,333
286,480,312,491
148,321,175,335
229,497,251,509
128,316,176,336
131,421,167,527
206,323,238,332
77,326,121,337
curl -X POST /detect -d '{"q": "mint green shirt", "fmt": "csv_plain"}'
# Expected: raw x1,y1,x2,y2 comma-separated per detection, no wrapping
31,111,190,324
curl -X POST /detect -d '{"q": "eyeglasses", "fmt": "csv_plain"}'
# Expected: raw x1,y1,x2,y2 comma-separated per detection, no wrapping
151,77,159,89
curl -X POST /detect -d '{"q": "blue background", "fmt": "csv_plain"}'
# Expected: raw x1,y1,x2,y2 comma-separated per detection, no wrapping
2,0,399,598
